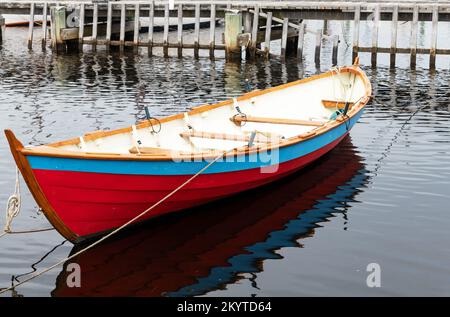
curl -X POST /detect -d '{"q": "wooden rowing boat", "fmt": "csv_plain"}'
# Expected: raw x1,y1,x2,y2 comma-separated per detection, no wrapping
52,137,365,296
4,61,371,244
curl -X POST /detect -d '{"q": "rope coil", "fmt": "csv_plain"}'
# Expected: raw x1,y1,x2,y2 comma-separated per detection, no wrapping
1,168,21,237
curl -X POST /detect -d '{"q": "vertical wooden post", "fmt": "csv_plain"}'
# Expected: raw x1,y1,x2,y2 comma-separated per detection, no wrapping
106,2,112,48
27,3,35,50
390,5,399,69
332,35,339,66
41,2,48,50
315,29,323,66
281,18,289,60
352,3,360,61
120,3,126,50
0,15,4,43
78,4,85,51
243,11,252,59
50,6,66,52
209,4,216,58
250,4,259,59
297,22,305,60
264,11,272,58
134,3,140,52
193,3,200,58
163,3,169,57
148,1,154,56
410,5,419,69
371,4,380,67
224,11,242,61
92,3,99,50
177,4,183,58
430,5,439,70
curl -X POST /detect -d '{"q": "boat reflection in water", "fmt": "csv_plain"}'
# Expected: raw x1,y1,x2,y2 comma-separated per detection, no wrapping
52,136,368,297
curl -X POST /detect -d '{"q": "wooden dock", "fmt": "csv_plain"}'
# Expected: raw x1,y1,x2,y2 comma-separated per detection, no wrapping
0,1,449,69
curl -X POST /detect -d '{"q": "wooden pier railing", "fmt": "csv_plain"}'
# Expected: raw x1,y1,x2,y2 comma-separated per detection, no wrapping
0,1,449,69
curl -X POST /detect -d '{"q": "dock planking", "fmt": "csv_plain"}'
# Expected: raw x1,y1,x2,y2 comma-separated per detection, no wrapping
0,1,448,69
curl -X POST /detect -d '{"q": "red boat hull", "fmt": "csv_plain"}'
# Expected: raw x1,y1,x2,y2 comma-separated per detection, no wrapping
32,134,347,239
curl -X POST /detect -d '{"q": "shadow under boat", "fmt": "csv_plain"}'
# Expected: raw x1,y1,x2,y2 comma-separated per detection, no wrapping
52,136,368,297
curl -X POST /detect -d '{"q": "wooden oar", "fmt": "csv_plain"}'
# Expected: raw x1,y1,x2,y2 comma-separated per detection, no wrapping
231,115,325,127
180,130,281,143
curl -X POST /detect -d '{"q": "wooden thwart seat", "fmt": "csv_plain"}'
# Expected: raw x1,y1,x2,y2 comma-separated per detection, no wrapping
231,115,325,127
180,130,282,144
129,146,176,156
321,100,354,110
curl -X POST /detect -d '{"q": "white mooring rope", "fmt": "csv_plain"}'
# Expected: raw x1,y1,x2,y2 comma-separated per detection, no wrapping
1,168,21,239
0,148,234,295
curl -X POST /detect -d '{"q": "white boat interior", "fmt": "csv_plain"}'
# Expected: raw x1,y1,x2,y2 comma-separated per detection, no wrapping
54,70,367,155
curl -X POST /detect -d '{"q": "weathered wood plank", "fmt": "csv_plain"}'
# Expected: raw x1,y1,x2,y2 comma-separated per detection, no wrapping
78,4,85,49
264,11,272,58
27,3,35,49
209,3,216,58
41,2,48,50
147,1,154,56
163,3,169,56
352,3,360,60
92,3,98,49
297,22,305,59
430,5,439,69
390,5,398,68
281,18,289,59
177,4,183,57
194,3,200,58
371,4,380,67
410,5,419,68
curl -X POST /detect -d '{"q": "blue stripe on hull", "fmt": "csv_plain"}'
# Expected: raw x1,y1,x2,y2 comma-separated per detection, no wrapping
27,110,364,175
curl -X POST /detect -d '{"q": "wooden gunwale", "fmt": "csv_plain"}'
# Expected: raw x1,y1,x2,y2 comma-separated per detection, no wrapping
17,66,371,161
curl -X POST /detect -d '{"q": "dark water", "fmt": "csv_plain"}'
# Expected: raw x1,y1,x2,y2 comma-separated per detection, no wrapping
0,23,450,297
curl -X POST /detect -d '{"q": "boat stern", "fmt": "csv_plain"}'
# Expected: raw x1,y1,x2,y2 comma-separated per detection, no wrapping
4,129,79,243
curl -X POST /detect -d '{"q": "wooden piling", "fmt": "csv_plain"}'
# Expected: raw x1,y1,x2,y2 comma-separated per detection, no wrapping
209,4,216,58
264,11,272,58
297,22,305,60
352,3,360,61
41,2,48,50
194,3,200,58
134,3,140,52
430,5,439,69
410,5,419,69
106,2,112,48
371,4,380,67
250,4,259,59
390,5,399,68
50,6,66,52
224,11,242,61
163,3,169,57
120,3,126,50
92,3,99,50
332,35,339,66
0,15,4,43
243,11,252,59
27,3,35,50
315,29,323,66
177,4,183,58
148,1,154,56
78,4,85,50
281,18,289,59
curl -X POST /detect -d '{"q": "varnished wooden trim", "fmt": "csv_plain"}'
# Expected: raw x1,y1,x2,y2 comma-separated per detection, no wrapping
322,99,355,110
180,130,281,143
231,115,326,127
4,130,78,243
